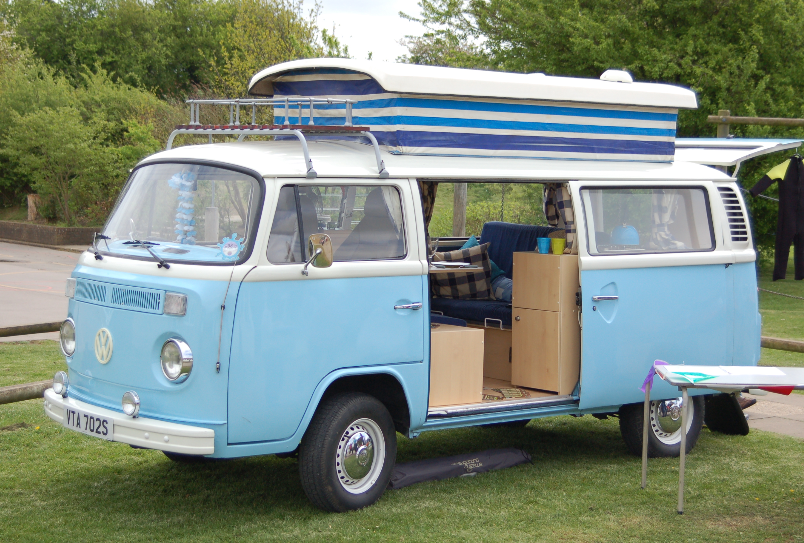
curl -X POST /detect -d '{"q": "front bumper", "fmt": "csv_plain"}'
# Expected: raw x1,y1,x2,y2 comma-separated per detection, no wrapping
44,388,215,455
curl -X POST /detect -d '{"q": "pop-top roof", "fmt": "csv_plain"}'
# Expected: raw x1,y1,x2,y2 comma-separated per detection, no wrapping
674,138,802,167
249,59,698,109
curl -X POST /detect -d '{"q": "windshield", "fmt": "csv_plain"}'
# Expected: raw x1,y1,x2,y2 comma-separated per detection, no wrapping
102,163,262,264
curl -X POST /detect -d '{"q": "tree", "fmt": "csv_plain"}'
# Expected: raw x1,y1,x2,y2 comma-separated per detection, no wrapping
205,0,347,98
2,107,104,224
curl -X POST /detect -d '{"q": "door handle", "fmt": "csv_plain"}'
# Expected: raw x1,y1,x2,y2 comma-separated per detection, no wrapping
394,302,423,310
591,295,618,301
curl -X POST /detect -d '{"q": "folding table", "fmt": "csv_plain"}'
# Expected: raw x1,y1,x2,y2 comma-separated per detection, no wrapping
640,364,804,513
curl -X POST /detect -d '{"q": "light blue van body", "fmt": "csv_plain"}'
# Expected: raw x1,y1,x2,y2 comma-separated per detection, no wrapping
57,143,762,459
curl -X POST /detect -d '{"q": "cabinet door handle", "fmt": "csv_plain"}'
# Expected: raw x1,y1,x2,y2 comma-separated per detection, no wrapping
394,302,422,310
591,295,618,301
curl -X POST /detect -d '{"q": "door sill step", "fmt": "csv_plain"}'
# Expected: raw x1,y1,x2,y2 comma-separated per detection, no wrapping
428,395,577,418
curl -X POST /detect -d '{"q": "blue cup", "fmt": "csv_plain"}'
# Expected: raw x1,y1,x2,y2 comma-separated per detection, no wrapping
537,237,550,254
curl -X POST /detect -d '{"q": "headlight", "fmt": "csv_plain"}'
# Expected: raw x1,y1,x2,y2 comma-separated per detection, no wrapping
160,339,193,382
59,319,76,357
53,371,68,397
122,391,140,417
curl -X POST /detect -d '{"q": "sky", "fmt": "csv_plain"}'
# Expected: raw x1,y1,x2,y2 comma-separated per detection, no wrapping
302,0,428,62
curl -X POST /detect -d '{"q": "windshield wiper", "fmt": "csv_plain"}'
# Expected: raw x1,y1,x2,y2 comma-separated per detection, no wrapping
91,233,108,260
123,240,170,269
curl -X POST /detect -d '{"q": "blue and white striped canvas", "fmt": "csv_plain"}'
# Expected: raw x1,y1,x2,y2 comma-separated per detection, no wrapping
272,69,678,162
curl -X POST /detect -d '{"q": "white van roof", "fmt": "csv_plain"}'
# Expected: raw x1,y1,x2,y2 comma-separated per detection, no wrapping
249,59,698,110
144,139,730,182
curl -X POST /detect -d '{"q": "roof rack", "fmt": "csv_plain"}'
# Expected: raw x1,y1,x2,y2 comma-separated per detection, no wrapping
166,98,389,179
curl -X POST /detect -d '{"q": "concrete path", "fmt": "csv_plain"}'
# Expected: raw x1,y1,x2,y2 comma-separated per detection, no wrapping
744,391,804,440
0,241,82,341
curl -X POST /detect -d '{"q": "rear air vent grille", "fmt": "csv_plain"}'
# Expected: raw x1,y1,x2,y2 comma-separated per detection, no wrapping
718,186,749,243
74,279,164,314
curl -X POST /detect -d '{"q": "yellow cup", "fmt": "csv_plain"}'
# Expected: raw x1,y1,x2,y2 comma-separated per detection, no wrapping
551,237,566,255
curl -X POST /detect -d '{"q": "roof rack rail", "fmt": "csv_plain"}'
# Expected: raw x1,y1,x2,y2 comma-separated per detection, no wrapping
165,98,389,178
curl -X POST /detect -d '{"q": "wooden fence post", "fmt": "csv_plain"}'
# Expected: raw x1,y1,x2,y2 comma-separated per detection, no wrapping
452,182,467,237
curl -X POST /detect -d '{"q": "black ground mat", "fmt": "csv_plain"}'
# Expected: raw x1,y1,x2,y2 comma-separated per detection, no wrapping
389,448,532,489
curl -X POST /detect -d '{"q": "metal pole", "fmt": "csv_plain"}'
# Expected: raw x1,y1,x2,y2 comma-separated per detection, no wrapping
678,387,689,514
641,380,651,489
308,98,315,126
284,99,289,126
345,101,353,126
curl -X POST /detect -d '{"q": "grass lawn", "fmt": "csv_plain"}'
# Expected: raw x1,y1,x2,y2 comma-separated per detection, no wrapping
2,398,804,543
1,254,803,541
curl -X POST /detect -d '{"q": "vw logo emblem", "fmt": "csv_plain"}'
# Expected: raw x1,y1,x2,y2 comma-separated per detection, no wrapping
94,328,113,364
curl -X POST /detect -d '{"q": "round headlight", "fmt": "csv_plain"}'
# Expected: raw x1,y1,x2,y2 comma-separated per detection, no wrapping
59,319,75,357
53,371,68,397
160,339,192,383
122,391,140,417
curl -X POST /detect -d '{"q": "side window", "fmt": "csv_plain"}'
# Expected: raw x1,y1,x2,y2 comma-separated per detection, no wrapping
266,184,406,263
266,186,302,263
581,187,714,255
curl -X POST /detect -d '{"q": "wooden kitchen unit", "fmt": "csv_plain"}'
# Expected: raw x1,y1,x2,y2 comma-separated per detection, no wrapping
511,252,580,395
428,324,484,407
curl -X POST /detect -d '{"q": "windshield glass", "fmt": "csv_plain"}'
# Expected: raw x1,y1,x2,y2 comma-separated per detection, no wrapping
102,163,262,264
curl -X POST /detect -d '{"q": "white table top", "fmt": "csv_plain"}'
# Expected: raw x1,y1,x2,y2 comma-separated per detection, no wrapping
656,365,804,390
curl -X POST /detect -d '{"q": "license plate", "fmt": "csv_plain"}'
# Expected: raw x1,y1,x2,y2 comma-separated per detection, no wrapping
63,407,113,440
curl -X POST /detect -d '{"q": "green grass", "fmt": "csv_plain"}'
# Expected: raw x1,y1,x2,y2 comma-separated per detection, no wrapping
757,251,804,374
2,399,804,542
0,340,66,387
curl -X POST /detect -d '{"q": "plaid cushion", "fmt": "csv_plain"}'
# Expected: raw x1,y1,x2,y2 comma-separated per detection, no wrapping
431,243,495,300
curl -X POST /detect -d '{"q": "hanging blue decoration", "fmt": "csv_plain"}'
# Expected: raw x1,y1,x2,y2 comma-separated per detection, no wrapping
168,171,198,245
216,233,243,261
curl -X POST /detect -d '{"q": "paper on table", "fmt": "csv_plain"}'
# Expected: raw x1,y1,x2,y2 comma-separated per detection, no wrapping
719,366,784,376
660,365,727,384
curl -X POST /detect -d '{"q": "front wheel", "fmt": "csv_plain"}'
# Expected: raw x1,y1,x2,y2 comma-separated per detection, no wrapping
299,392,397,512
619,396,704,458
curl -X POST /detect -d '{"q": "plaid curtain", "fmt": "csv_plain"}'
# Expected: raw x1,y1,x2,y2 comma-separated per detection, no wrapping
543,183,576,253
418,181,438,228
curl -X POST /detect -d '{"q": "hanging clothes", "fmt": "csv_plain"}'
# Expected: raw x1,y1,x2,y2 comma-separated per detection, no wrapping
749,155,804,280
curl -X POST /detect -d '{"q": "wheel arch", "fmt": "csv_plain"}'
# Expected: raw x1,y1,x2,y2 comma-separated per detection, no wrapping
304,368,414,437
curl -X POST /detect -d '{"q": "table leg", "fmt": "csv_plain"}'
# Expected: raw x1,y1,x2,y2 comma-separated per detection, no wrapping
677,387,688,514
641,381,651,489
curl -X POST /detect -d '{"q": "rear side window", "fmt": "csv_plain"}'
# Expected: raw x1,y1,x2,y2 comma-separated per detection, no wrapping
581,187,714,255
267,185,406,263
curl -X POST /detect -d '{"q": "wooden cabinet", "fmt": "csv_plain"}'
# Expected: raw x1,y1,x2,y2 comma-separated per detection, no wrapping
429,324,484,407
511,252,580,395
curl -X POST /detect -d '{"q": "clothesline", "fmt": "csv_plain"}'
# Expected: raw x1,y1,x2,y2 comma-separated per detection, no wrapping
740,186,779,202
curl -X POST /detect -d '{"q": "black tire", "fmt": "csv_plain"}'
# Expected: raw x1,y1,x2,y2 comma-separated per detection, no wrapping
163,451,212,463
619,395,705,458
299,392,397,512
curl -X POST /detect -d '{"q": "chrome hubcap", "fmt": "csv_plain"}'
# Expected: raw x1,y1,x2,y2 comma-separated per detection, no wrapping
335,418,385,494
650,398,692,445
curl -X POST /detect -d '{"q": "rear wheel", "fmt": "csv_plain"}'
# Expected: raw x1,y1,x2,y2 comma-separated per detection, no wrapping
299,392,396,512
619,396,704,457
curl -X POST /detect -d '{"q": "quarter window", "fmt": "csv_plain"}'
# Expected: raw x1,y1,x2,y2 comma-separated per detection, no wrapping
581,187,714,255
267,185,406,263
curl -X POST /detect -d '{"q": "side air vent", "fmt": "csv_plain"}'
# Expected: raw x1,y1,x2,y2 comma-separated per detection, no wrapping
718,186,749,242
74,279,164,314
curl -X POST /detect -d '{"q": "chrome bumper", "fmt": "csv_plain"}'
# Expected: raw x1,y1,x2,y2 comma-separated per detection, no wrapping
44,388,215,455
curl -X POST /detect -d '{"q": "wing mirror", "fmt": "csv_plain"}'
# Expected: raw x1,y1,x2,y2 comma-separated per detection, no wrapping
302,233,333,276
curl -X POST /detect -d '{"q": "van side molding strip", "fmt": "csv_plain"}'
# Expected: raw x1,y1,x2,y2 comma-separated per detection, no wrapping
427,395,577,418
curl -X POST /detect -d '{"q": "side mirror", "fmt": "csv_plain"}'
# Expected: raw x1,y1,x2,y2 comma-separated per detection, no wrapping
302,233,333,276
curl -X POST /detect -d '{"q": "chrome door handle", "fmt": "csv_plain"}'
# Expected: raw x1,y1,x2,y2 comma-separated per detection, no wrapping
591,295,618,301
394,302,423,310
